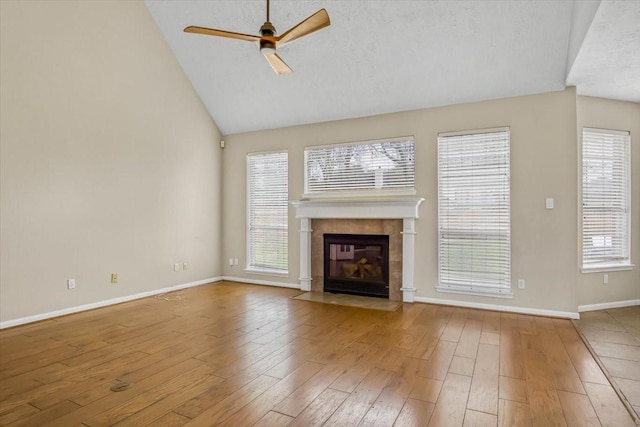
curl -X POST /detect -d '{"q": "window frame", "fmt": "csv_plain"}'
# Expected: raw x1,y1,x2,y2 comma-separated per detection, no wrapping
303,136,416,198
245,150,289,276
581,127,633,273
436,127,513,298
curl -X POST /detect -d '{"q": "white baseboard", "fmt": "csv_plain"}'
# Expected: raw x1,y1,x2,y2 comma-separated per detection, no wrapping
578,299,640,313
221,276,301,290
414,296,580,319
0,277,223,330
4,278,594,329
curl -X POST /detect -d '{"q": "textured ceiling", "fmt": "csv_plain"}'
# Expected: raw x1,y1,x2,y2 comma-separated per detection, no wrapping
145,0,640,135
566,0,640,101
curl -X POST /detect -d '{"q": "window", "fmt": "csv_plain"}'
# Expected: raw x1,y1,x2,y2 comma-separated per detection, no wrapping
437,129,511,297
582,128,631,270
247,151,288,274
304,137,415,197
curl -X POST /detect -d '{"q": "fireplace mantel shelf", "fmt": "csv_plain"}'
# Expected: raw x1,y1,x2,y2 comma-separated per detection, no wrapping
291,197,425,303
291,197,424,220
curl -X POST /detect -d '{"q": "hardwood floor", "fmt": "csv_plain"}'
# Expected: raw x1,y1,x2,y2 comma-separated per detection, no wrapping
0,281,637,426
573,306,640,422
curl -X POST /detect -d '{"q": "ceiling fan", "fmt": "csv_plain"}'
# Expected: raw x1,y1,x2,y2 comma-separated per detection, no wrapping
184,0,330,75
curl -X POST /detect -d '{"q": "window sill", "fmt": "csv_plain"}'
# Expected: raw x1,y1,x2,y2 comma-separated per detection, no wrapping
436,285,514,299
581,264,634,273
244,268,289,278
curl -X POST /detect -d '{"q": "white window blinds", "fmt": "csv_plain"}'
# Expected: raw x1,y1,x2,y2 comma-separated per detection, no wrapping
247,151,288,273
582,128,631,268
304,137,415,196
438,129,511,296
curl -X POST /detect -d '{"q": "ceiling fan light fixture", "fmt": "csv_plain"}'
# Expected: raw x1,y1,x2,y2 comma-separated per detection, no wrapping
260,39,277,55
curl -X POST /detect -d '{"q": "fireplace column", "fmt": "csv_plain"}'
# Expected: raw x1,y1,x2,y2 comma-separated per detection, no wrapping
401,218,416,302
299,218,312,291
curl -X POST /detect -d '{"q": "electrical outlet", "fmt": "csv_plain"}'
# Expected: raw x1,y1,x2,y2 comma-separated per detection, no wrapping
603,274,609,284
174,263,180,272
234,258,239,266
67,279,76,290
183,262,188,271
228,258,234,266
517,279,525,289
111,274,118,284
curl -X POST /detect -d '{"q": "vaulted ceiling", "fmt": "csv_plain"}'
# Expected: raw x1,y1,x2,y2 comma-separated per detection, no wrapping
145,0,640,135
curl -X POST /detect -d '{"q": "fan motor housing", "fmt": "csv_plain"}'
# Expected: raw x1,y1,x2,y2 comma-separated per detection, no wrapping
259,22,276,37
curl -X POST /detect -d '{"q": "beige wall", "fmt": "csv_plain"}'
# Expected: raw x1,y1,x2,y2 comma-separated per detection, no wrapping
577,97,640,306
223,89,584,313
0,1,222,323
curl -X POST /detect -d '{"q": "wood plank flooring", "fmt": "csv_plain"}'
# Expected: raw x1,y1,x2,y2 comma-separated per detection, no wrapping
573,306,640,422
0,282,637,426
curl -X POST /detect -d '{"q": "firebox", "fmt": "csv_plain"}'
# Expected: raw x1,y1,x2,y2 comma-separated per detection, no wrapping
323,233,390,298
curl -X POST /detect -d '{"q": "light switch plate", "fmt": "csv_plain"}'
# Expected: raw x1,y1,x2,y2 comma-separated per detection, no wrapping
545,198,554,209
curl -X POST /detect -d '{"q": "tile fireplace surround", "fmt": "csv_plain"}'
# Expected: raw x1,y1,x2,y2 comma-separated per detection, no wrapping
291,198,425,302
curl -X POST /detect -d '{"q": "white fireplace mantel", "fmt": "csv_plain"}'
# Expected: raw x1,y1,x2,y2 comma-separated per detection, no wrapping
291,197,425,302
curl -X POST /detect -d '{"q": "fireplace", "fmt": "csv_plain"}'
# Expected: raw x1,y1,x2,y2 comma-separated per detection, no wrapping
324,234,390,298
291,197,424,302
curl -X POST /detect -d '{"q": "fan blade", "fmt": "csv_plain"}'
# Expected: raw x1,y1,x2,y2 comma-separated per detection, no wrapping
264,53,292,75
184,26,260,42
276,9,330,47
